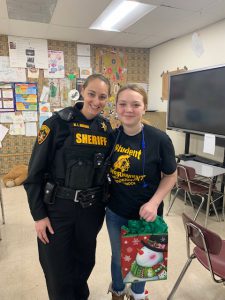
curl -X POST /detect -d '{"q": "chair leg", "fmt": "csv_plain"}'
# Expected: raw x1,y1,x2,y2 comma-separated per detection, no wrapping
168,189,173,206
166,188,181,216
193,196,205,221
186,192,195,210
184,191,187,205
167,255,194,300
222,195,225,221
211,201,220,222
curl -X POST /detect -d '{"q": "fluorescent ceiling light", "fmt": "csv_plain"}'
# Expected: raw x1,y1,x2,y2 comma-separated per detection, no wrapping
90,0,157,32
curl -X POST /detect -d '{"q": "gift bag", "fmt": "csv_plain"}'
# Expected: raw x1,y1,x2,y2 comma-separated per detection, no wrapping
121,216,168,283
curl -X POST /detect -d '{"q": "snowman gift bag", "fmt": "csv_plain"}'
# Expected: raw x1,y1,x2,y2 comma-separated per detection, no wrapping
121,216,168,283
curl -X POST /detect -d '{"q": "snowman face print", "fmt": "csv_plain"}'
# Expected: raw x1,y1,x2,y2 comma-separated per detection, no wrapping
136,246,163,267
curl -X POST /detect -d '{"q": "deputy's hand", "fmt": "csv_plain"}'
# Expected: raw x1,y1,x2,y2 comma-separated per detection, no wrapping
139,201,158,222
35,217,54,244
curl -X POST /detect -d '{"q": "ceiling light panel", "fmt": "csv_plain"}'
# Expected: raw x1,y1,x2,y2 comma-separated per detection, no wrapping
90,0,157,32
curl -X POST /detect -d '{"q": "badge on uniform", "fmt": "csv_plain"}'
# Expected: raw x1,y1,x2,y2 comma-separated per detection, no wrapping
101,121,107,132
38,125,50,144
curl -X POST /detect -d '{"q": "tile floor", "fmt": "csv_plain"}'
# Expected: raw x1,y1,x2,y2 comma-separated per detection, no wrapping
0,184,225,300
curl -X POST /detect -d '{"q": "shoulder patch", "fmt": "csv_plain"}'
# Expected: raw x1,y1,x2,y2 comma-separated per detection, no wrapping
38,125,50,144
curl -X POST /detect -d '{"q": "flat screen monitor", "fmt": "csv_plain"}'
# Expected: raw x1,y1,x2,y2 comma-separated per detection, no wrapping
167,64,225,139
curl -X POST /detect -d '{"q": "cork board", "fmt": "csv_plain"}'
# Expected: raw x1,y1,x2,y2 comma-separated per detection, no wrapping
161,67,188,101
143,112,166,132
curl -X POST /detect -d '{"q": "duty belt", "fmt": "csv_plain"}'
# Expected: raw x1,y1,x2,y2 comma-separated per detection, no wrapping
55,185,103,208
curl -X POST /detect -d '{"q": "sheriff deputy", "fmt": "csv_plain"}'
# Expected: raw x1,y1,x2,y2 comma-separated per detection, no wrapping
24,74,113,300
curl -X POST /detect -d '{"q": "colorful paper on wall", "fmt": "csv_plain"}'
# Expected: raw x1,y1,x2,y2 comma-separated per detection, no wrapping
44,50,65,78
14,83,38,111
0,82,15,112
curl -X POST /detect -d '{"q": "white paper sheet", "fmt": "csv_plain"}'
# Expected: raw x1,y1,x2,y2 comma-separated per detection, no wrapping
203,134,215,155
25,122,37,136
77,44,90,56
8,36,48,69
9,122,25,135
0,56,26,82
22,111,38,122
40,86,50,102
192,32,204,57
77,56,90,68
0,112,16,123
0,124,9,141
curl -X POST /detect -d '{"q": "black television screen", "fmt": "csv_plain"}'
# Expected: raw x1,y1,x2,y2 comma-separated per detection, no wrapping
167,65,225,138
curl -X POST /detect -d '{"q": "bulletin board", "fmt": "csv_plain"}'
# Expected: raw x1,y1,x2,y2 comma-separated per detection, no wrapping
161,66,188,101
0,34,151,174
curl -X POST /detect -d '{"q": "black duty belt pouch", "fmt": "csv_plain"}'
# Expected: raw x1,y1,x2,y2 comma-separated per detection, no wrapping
43,182,56,205
78,188,103,208
94,158,111,186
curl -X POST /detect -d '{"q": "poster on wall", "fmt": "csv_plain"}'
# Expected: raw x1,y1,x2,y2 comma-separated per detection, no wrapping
14,83,38,111
0,56,26,82
0,83,15,112
95,47,128,94
44,50,65,78
95,47,127,126
8,36,48,69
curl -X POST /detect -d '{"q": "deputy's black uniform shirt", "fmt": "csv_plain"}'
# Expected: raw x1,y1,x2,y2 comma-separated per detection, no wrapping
24,104,112,221
108,124,176,220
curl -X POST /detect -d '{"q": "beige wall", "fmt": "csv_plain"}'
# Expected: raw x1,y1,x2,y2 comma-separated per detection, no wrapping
148,19,225,162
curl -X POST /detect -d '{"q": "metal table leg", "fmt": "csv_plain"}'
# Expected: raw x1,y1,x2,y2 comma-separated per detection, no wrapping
205,178,213,227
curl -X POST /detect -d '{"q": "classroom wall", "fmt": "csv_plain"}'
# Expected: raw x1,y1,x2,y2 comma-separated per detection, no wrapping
148,19,225,162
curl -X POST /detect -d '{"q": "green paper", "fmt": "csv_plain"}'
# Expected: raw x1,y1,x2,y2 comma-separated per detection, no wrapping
67,74,76,80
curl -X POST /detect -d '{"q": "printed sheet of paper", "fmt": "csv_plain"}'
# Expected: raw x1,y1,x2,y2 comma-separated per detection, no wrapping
0,124,9,141
203,134,215,155
77,56,90,68
39,102,51,113
9,122,25,135
44,50,65,78
80,67,92,79
25,122,37,136
27,68,39,79
0,56,26,82
14,83,38,111
0,112,16,123
0,83,15,112
39,112,52,128
40,86,50,102
77,44,90,56
8,36,48,69
22,111,38,122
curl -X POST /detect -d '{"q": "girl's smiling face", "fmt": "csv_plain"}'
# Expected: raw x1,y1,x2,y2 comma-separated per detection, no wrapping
116,89,146,128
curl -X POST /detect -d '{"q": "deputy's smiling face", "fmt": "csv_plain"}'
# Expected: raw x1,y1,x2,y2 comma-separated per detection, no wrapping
81,79,109,119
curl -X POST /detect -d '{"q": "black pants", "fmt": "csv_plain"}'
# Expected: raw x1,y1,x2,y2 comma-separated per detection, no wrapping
38,197,105,300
